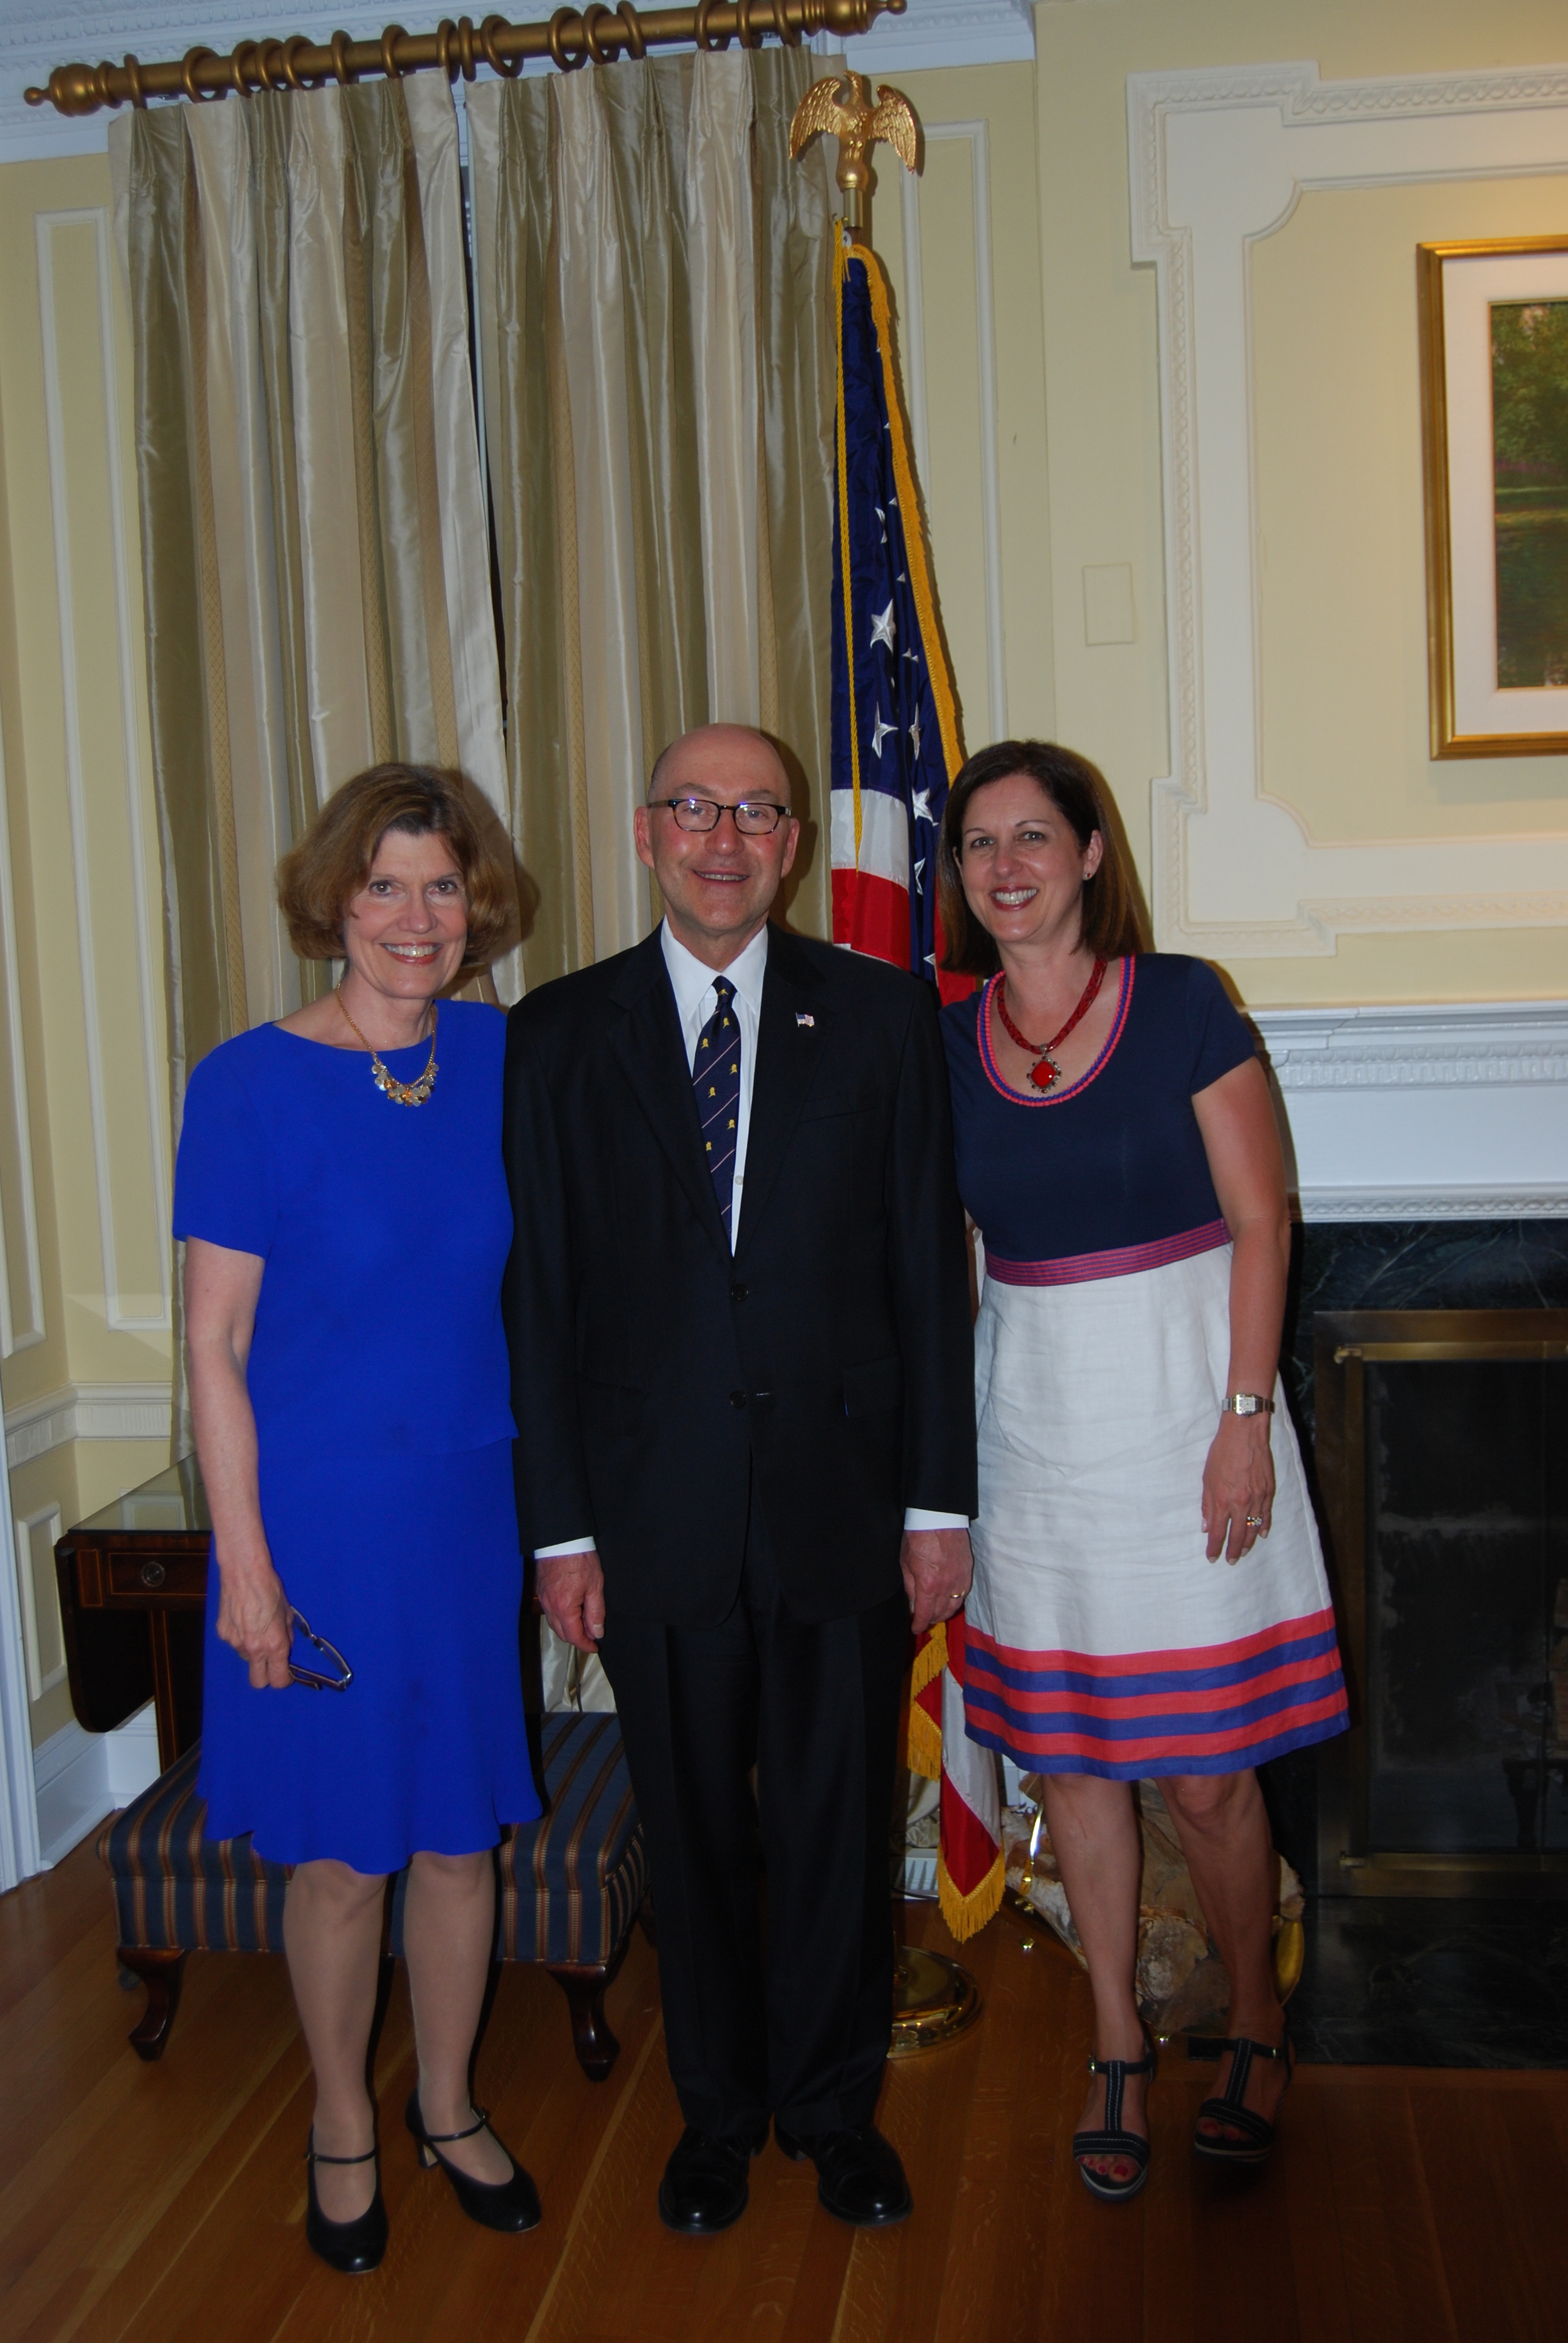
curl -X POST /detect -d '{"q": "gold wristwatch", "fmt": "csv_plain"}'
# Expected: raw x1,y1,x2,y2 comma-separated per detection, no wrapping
1221,1393,1275,1416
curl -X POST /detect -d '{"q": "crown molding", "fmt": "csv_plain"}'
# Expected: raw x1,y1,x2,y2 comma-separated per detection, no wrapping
0,0,1033,160
1248,999,1568,1219
4,1380,172,1470
1253,1000,1568,1093
1295,1185,1568,1221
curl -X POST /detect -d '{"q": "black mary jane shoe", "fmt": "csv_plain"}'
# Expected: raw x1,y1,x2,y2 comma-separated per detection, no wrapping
1193,2033,1293,2168
1072,2035,1155,2204
405,2093,542,2233
775,2122,913,2228
304,2138,388,2274
657,2127,753,2236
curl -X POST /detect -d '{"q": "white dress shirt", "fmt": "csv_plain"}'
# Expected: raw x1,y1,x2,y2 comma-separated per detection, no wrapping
536,920,967,1558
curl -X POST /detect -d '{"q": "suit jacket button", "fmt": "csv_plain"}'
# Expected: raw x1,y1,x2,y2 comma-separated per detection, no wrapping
729,1389,748,1409
730,1283,748,1302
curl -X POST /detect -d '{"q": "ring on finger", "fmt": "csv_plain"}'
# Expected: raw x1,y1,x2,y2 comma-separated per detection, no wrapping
1244,1514,1264,1529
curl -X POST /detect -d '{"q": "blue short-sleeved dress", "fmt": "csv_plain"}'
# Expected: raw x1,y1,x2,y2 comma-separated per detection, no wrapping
941,954,1348,1780
173,1000,540,1871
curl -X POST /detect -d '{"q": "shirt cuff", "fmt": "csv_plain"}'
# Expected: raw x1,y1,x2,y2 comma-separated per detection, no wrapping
534,1538,596,1559
902,1509,970,1533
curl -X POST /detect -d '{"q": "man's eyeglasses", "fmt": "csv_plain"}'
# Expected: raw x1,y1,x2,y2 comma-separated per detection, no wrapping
650,795,793,836
289,1608,352,1692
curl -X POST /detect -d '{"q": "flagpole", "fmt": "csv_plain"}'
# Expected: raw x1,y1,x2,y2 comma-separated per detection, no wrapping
791,73,987,2060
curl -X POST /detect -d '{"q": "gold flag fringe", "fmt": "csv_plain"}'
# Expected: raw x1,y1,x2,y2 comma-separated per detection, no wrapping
937,1846,1005,1942
904,1618,946,1782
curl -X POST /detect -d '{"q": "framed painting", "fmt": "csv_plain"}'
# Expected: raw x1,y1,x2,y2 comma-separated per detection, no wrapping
1419,236,1568,758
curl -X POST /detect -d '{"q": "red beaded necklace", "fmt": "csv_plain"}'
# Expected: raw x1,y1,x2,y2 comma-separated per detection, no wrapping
993,958,1108,1092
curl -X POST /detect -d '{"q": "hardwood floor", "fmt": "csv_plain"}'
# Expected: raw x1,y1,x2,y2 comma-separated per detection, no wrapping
3,1834,1565,2342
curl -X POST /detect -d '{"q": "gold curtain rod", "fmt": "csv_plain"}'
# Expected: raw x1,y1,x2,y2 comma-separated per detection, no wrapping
26,0,899,119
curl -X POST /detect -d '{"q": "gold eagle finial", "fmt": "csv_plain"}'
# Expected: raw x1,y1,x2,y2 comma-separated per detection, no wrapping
789,71,920,231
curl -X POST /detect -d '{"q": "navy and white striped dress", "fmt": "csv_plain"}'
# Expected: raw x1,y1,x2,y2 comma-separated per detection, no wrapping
940,954,1347,1780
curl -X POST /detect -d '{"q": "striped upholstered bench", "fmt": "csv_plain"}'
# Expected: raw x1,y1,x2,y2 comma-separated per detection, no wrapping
99,1711,647,2081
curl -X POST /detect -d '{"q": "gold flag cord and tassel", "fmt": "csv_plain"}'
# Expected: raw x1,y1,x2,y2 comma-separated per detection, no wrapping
26,0,902,118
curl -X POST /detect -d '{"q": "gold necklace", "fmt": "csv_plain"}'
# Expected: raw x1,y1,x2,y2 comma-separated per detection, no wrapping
335,986,439,1106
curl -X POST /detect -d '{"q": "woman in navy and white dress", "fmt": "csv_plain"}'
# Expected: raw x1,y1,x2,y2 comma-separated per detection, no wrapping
937,741,1347,2201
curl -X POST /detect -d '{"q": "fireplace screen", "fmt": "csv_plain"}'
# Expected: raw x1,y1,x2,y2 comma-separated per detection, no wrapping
1315,1311,1568,1898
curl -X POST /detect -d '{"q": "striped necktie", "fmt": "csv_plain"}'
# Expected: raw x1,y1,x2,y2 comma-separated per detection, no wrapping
695,976,740,1242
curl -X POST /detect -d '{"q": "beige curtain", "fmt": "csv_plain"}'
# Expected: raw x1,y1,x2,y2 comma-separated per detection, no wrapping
468,46,837,985
109,77,508,1116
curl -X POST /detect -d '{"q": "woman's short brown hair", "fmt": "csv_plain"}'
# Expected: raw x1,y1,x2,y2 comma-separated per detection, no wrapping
277,764,516,969
937,740,1147,977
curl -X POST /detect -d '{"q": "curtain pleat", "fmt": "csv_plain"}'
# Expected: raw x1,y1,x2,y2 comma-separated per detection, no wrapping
112,77,507,1097
470,43,836,981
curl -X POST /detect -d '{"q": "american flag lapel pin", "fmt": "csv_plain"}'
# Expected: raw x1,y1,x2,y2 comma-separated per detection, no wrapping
796,1012,815,1028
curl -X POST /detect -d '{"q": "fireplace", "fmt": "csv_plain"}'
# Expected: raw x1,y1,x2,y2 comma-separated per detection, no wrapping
1313,1310,1568,1898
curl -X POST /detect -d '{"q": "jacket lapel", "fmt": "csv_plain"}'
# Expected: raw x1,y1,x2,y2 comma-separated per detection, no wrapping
608,932,732,1262
734,925,831,1255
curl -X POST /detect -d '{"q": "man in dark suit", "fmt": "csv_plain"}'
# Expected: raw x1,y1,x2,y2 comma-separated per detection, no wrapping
502,724,975,2234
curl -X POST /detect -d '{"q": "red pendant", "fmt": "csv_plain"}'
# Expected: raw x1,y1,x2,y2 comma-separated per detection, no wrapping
1030,1056,1061,1092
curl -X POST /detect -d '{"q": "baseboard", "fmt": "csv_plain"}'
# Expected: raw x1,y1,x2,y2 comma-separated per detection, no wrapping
32,1703,160,1867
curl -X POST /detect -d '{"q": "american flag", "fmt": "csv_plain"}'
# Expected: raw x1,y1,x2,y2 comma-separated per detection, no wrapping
829,231,966,1000
828,230,1002,1942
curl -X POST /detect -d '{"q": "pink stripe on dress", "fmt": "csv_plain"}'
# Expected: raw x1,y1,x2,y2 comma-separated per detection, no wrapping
985,1217,1230,1288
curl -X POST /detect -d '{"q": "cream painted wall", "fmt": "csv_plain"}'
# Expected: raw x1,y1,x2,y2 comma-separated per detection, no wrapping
0,154,174,1746
1034,0,1568,1002
1254,176,1568,842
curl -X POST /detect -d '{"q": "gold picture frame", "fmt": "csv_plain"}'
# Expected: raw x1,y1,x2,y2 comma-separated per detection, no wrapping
1418,235,1568,758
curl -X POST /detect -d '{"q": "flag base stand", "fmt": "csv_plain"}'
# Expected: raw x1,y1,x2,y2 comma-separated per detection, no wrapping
888,1943,980,2058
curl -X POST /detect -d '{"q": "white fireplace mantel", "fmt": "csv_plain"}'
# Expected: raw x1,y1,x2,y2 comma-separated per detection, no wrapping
1253,999,1568,1220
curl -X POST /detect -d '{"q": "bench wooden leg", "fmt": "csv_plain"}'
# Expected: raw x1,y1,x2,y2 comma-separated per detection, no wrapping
118,1947,188,2061
547,1931,630,2082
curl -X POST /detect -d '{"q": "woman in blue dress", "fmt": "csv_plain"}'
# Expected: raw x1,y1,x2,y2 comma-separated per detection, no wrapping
175,765,542,2273
936,741,1347,2201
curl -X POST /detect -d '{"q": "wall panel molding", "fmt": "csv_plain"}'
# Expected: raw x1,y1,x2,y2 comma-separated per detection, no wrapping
0,705,45,1361
900,119,1007,741
13,1501,63,1701
1127,59,1568,956
36,206,171,1334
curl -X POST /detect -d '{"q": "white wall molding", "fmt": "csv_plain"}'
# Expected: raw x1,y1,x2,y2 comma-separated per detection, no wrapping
1253,1001,1568,1219
899,118,1007,742
1127,59,1568,957
4,1380,173,1470
826,0,1033,76
13,1501,64,1701
37,207,171,1334
32,1701,159,1867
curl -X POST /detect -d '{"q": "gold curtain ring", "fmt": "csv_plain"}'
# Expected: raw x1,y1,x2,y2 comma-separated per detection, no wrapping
581,4,616,63
329,29,357,85
380,24,409,80
435,19,458,78
257,41,287,90
547,8,589,71
122,53,148,107
772,0,803,45
180,46,220,102
616,1,647,58
480,13,524,77
736,0,763,47
693,0,729,50
455,16,479,78
278,35,313,90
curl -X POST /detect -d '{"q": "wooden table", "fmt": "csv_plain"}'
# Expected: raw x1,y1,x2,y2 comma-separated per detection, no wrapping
54,1458,209,1772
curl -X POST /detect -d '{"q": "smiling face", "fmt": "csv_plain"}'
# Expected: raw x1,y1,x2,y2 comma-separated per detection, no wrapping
633,725,798,969
340,826,469,1011
957,773,1103,957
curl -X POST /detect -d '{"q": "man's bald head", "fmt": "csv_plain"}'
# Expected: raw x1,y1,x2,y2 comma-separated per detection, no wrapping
647,725,792,806
633,725,799,972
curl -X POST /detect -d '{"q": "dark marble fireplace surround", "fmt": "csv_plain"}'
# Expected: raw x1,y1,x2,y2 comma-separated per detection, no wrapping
1262,1216,1568,2067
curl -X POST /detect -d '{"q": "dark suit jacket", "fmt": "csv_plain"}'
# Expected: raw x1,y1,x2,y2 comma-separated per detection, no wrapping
501,923,977,1627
